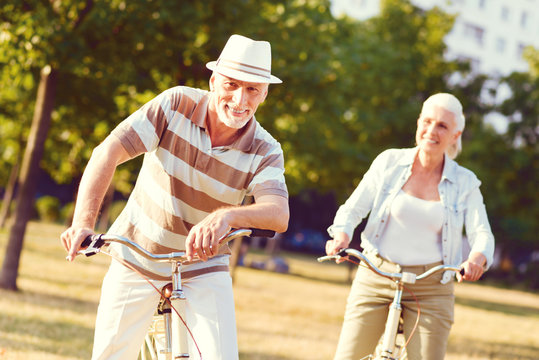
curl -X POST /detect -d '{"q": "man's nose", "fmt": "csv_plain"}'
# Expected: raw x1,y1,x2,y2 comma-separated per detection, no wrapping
232,87,247,105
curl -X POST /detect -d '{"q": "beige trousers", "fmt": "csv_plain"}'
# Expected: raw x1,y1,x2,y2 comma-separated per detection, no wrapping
334,254,455,360
91,257,238,360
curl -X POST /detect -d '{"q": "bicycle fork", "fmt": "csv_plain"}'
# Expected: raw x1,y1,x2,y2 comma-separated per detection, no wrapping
379,280,404,360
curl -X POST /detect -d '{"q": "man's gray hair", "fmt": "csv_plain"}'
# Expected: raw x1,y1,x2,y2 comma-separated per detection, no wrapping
421,93,465,159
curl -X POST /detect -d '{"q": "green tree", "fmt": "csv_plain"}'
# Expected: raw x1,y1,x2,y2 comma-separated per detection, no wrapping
0,0,238,290
491,47,539,260
255,0,458,197
0,0,464,289
449,47,538,277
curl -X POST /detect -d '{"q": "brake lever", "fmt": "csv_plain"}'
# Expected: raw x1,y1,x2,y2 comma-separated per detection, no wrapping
78,234,105,257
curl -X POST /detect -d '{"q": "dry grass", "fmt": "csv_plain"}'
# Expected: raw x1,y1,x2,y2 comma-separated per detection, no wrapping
0,222,538,359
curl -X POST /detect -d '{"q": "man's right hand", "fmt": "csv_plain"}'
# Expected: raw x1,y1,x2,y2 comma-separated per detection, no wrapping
60,227,95,262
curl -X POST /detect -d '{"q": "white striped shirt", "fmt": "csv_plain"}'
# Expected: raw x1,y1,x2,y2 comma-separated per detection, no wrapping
108,86,288,279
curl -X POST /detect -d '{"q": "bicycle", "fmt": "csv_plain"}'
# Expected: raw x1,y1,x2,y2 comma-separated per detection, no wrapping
318,248,464,360
76,228,275,360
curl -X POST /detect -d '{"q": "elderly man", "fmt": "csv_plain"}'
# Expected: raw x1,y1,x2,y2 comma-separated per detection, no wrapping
61,34,289,360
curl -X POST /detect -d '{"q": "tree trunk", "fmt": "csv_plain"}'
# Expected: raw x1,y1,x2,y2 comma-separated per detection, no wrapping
0,162,20,229
0,65,57,291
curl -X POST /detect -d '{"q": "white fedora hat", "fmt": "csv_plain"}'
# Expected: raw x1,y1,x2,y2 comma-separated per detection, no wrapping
206,34,282,84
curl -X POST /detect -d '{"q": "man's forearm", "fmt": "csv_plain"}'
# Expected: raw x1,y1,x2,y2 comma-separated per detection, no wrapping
71,137,131,229
220,196,289,233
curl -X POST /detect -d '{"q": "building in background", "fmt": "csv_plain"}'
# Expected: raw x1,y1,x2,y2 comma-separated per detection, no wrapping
331,0,539,131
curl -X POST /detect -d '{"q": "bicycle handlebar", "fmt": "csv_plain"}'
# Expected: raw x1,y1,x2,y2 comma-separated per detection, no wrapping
318,248,464,283
78,228,276,262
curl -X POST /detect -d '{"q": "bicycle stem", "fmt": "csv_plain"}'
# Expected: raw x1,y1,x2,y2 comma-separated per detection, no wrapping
379,281,404,360
170,261,189,359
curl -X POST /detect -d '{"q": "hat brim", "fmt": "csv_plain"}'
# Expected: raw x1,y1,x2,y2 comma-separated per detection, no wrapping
206,61,282,84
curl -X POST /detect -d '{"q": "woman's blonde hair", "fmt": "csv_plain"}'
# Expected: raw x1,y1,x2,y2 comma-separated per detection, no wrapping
421,93,465,159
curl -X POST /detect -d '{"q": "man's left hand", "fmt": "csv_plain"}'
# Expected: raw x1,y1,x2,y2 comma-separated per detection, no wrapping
185,210,230,261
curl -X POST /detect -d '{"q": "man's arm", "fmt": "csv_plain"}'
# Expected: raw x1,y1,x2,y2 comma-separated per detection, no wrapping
185,194,289,261
60,135,132,261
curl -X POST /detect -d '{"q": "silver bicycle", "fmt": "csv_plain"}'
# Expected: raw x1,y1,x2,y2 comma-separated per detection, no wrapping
78,228,275,360
318,248,463,360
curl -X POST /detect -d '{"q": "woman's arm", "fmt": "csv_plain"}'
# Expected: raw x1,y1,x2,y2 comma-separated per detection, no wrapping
459,186,495,282
464,188,495,268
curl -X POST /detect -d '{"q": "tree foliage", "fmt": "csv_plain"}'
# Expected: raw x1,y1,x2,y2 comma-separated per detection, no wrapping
448,47,538,263
1,0,457,197
252,0,458,197
486,48,538,256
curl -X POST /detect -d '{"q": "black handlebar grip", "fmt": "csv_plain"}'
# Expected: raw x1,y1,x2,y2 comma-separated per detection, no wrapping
249,229,276,238
81,234,104,248
337,249,348,257
459,268,465,276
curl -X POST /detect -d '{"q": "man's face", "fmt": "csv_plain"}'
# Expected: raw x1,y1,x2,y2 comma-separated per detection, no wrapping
210,73,268,129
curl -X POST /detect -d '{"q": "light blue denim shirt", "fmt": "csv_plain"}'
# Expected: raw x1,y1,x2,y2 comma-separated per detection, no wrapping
328,147,495,284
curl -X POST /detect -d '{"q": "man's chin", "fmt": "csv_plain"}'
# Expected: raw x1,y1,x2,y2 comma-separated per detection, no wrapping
220,116,249,129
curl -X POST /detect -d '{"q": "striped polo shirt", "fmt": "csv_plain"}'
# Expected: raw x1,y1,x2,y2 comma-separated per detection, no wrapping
107,86,288,279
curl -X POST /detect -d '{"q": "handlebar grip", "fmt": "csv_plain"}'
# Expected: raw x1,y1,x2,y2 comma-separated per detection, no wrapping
248,229,276,238
337,249,349,257
459,268,465,276
81,234,105,248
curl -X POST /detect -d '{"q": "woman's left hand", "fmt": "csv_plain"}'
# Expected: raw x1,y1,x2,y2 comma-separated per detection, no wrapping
457,252,487,282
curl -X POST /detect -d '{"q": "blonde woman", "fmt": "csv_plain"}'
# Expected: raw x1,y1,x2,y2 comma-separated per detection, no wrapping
325,93,495,360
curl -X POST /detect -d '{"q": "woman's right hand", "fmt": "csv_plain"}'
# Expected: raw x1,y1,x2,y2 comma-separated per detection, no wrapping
325,232,350,263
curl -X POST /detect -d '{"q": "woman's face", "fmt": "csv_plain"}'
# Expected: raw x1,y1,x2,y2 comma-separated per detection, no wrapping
416,104,461,157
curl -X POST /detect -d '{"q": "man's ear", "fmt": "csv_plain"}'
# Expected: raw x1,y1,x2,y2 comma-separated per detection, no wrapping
209,73,215,91
262,85,269,102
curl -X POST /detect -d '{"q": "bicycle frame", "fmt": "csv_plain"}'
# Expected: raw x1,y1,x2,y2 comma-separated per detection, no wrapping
318,248,462,360
79,228,274,360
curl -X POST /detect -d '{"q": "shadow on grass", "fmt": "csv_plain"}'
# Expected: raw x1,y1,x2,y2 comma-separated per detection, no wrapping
448,336,539,360
455,296,539,318
20,270,106,291
239,351,294,360
237,263,353,286
282,270,352,286
1,288,97,315
0,312,93,359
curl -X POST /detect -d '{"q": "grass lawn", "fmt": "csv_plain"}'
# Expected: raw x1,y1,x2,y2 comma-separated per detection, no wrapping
0,222,538,359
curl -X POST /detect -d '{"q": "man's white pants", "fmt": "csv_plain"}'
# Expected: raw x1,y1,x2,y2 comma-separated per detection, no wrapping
91,257,238,360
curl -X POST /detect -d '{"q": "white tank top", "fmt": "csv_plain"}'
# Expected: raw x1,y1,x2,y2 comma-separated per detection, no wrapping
378,190,444,265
